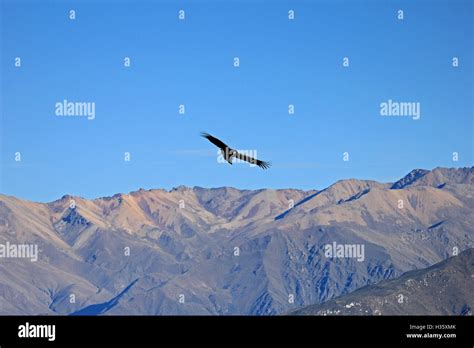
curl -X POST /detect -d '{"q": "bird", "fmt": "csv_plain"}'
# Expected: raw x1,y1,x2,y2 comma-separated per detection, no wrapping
201,132,271,169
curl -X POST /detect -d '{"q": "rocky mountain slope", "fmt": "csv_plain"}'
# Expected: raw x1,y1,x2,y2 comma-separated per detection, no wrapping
0,167,472,315
291,247,474,315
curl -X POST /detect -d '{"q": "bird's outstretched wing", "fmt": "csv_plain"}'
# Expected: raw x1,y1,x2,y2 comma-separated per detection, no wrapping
235,152,271,170
201,132,229,150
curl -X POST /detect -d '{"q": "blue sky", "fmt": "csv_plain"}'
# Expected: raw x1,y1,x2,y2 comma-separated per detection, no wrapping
1,0,473,202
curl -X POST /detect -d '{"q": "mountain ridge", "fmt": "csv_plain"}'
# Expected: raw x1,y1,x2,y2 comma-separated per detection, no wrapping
291,247,474,315
3,166,471,205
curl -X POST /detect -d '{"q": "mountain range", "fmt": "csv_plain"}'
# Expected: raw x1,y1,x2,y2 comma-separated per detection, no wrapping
0,166,472,315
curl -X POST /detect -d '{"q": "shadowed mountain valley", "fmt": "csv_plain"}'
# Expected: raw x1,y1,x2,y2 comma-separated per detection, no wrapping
291,247,474,315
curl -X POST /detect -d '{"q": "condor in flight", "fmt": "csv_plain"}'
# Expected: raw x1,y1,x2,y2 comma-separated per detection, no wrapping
201,132,271,170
